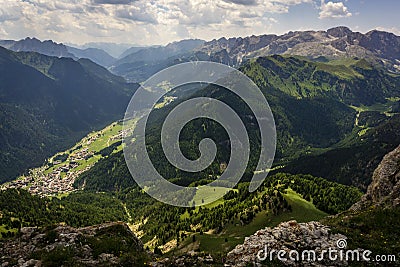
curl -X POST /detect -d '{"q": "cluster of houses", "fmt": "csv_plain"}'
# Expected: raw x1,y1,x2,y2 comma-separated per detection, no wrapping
27,163,81,196
69,148,93,162
110,129,129,142
2,162,88,196
85,133,101,146
1,124,127,197
1,148,96,197
1,176,34,190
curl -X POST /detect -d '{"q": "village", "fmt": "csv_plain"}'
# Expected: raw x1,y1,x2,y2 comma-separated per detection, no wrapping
1,147,95,197
0,121,130,197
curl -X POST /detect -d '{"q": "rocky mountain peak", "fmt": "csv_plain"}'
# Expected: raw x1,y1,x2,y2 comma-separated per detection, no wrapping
366,29,398,38
194,27,400,73
327,26,353,38
9,37,73,58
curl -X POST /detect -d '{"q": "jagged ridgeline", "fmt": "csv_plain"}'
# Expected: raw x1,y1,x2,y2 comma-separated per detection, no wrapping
76,55,400,192
110,27,400,83
0,47,139,183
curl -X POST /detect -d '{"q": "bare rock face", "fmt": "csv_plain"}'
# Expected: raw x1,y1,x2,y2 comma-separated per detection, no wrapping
326,26,353,38
225,221,349,267
351,145,400,210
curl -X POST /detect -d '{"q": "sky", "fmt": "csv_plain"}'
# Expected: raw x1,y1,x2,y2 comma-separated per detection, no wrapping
0,0,399,46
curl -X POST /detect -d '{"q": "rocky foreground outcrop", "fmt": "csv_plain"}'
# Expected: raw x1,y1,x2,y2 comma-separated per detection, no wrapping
225,221,349,267
150,251,215,267
0,222,146,267
351,144,400,210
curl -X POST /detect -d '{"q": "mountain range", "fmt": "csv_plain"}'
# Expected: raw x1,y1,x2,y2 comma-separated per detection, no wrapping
198,26,400,70
109,39,205,82
107,26,400,82
0,38,118,68
3,27,399,83
0,37,74,58
72,42,140,59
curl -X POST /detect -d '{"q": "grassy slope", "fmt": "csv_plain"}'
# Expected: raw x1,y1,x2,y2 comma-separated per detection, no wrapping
41,121,123,176
243,55,400,106
266,189,327,226
174,188,327,257
192,186,232,207
324,207,400,257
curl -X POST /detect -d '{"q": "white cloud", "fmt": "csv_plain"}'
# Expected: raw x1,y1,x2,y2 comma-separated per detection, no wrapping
91,0,136,5
0,1,24,22
0,0,314,45
319,0,352,19
22,0,86,13
222,0,258,6
115,3,158,24
375,27,400,36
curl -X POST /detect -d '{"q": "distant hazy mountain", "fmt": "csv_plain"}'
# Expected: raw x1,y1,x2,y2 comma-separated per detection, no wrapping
66,46,116,67
0,47,138,183
119,45,158,59
75,42,135,58
114,39,204,65
0,38,119,68
0,40,16,49
0,37,74,58
111,39,204,82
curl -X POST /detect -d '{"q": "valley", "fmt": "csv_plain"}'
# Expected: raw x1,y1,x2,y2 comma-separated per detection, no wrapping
1,25,400,266
0,47,139,184
0,114,362,260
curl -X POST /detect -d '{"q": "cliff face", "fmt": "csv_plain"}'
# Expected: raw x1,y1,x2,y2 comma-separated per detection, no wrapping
351,145,400,210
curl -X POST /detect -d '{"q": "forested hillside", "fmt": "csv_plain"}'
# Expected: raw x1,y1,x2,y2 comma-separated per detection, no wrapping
0,47,138,183
76,56,400,191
